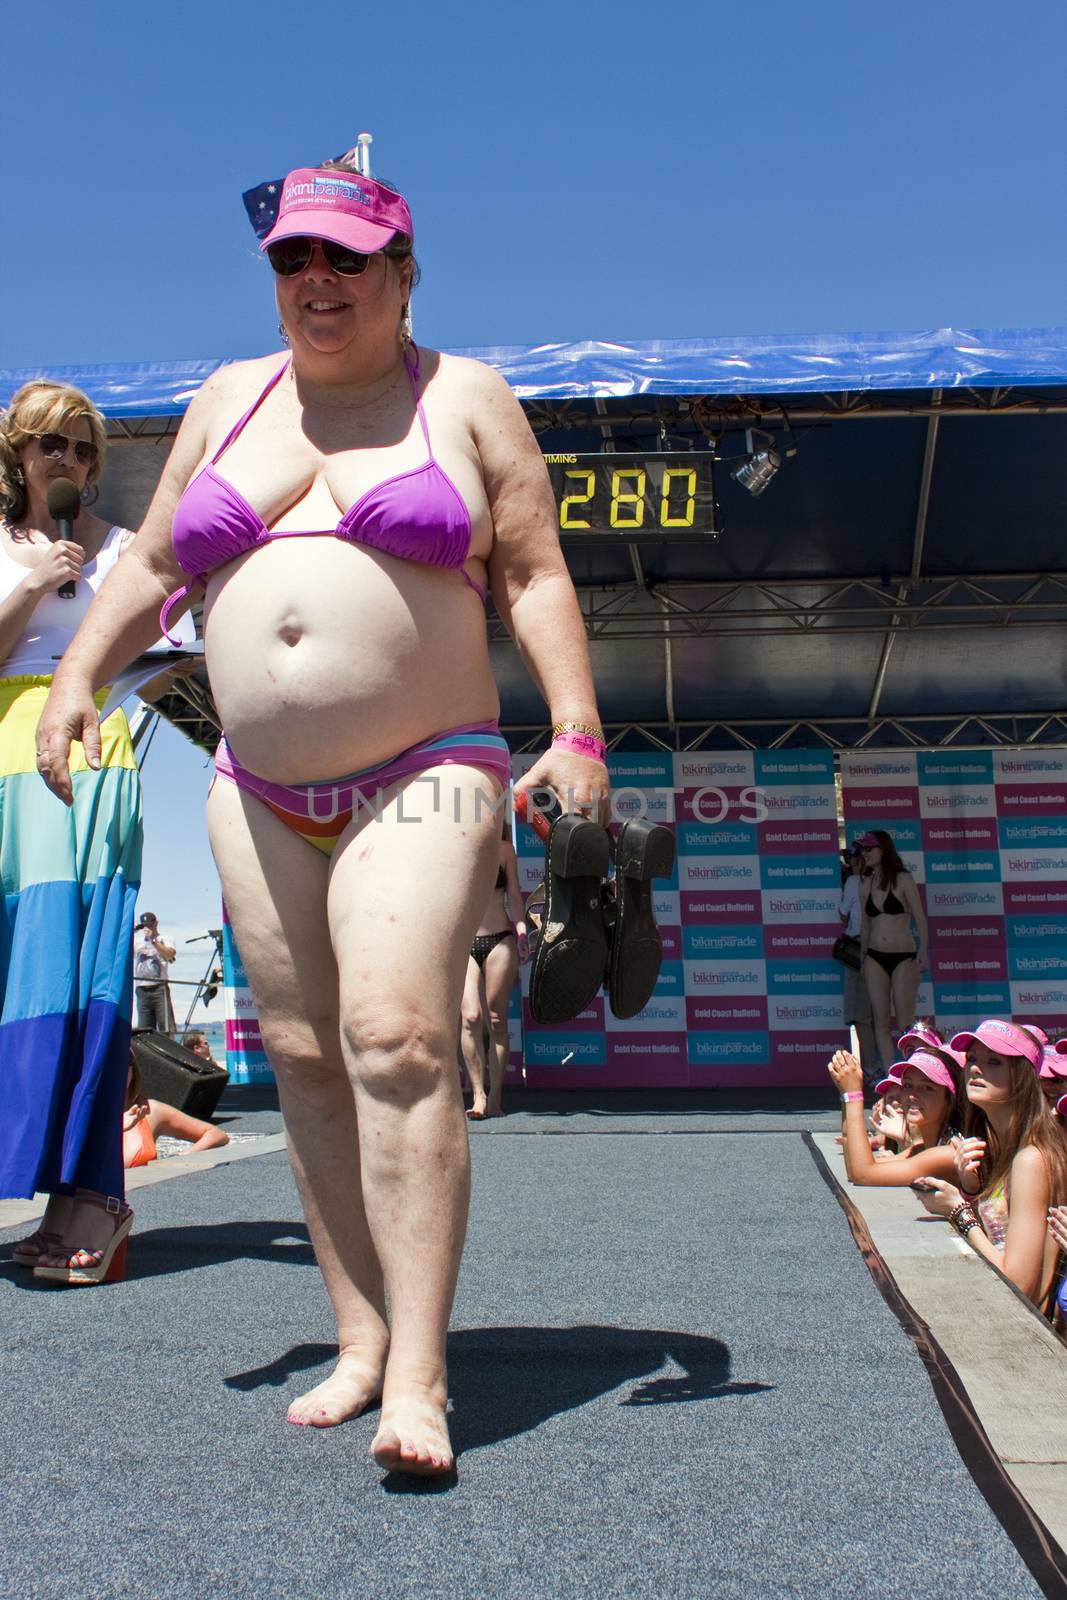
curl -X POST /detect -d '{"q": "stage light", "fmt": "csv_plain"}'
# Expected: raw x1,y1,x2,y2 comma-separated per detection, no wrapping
732,446,780,497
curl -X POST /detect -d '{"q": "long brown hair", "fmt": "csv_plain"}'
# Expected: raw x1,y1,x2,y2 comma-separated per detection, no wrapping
963,1057,1067,1204
870,829,906,892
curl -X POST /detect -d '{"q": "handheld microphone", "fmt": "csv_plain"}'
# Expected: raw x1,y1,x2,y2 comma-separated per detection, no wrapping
45,477,81,598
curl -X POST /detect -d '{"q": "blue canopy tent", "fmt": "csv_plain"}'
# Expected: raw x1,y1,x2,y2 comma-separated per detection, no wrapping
5,325,1066,752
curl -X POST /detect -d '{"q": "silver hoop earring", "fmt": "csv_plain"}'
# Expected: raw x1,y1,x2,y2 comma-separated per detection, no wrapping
278,321,290,347
81,484,98,506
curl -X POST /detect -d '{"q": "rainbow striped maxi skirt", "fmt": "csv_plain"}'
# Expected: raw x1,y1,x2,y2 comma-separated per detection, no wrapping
0,676,142,1200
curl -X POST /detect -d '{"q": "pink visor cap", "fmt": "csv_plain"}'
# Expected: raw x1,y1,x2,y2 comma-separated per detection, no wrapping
1039,1047,1067,1081
949,1019,1043,1070
897,1025,943,1054
261,169,412,255
876,1052,957,1096
897,1028,965,1073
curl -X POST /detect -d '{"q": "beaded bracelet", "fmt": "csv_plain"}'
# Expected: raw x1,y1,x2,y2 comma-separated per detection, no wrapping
957,1214,982,1237
949,1202,979,1235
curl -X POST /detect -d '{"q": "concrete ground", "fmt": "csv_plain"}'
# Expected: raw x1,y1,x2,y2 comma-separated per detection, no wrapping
1,1088,1064,1600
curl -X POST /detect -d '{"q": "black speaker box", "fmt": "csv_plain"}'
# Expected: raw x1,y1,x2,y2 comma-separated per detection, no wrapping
131,1030,230,1121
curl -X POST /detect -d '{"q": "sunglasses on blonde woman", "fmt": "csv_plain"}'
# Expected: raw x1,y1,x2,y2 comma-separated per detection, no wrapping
35,433,97,467
266,237,373,277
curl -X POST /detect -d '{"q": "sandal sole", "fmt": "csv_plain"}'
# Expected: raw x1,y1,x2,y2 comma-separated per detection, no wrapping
528,814,612,1024
609,821,676,1020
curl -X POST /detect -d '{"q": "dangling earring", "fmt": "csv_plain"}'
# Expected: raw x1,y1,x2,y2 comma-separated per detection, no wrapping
400,304,413,347
278,321,290,347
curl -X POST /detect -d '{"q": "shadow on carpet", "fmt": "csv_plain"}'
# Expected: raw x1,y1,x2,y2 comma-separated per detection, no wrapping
226,1323,773,1462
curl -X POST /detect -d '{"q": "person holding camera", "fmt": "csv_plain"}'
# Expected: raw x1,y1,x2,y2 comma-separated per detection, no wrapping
134,911,176,1034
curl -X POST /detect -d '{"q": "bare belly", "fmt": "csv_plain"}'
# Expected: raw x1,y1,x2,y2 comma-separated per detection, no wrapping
476,885,512,937
202,539,498,782
867,913,915,953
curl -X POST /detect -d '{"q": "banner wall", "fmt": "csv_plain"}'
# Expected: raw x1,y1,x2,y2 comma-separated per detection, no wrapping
221,911,272,1084
840,749,1067,1039
516,749,844,1088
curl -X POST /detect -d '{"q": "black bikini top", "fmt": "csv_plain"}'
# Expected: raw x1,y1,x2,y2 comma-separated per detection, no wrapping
866,881,906,917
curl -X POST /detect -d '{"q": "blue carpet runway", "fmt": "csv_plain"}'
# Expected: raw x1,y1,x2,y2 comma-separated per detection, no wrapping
0,1112,1051,1600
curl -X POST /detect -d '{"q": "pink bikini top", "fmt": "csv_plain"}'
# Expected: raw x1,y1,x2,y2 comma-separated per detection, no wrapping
161,347,480,640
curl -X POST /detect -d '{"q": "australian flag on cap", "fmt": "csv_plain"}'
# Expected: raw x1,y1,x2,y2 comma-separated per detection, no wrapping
242,179,282,241
242,154,348,239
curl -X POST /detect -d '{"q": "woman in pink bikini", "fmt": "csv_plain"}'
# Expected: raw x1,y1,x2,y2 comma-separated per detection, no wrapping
36,151,608,1476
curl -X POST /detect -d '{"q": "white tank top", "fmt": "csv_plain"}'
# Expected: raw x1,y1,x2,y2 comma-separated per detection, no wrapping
0,524,130,678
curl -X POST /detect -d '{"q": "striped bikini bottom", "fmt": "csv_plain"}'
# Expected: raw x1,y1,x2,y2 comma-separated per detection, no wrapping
214,719,511,856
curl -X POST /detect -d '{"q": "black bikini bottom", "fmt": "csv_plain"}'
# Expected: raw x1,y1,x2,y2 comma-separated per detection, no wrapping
470,929,516,968
865,949,916,977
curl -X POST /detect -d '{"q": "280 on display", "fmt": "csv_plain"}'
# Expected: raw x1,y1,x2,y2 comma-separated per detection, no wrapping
542,452,716,538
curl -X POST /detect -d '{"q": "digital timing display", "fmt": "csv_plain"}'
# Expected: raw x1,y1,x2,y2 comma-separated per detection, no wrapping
543,452,716,538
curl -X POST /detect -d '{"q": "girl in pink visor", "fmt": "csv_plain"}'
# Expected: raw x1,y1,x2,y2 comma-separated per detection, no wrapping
1037,1045,1067,1111
913,1019,1067,1316
828,1047,962,1188
896,1020,965,1091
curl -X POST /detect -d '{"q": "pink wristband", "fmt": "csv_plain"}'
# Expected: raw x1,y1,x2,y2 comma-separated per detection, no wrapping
552,731,607,762
841,1090,864,1103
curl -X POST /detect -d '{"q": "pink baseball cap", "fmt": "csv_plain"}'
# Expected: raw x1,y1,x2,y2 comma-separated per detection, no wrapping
1038,1047,1067,1081
892,1051,957,1093
261,168,413,255
949,1019,1043,1071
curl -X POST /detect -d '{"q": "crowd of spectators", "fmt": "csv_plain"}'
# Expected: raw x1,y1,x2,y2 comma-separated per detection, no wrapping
828,1018,1067,1336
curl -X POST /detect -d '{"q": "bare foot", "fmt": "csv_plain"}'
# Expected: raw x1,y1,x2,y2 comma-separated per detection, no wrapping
370,1385,453,1475
466,1100,487,1121
288,1350,385,1429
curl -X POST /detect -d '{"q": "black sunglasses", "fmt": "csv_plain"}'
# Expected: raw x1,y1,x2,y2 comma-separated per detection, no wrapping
266,237,372,278
35,432,97,467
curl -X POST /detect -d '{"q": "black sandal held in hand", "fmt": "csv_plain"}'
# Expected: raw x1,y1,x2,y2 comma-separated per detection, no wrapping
605,819,677,1020
517,792,611,1025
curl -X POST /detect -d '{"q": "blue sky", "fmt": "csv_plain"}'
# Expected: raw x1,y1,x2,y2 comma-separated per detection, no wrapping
5,0,1065,1019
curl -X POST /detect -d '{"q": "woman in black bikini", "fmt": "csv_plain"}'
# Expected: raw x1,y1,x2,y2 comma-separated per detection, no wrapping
857,829,927,1075
460,819,527,1118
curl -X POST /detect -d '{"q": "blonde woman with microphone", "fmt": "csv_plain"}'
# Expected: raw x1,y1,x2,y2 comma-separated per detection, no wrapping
0,381,142,1285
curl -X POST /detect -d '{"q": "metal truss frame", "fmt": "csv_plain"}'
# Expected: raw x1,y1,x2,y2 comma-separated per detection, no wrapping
145,700,1067,763
506,714,1067,753
485,572,1067,642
